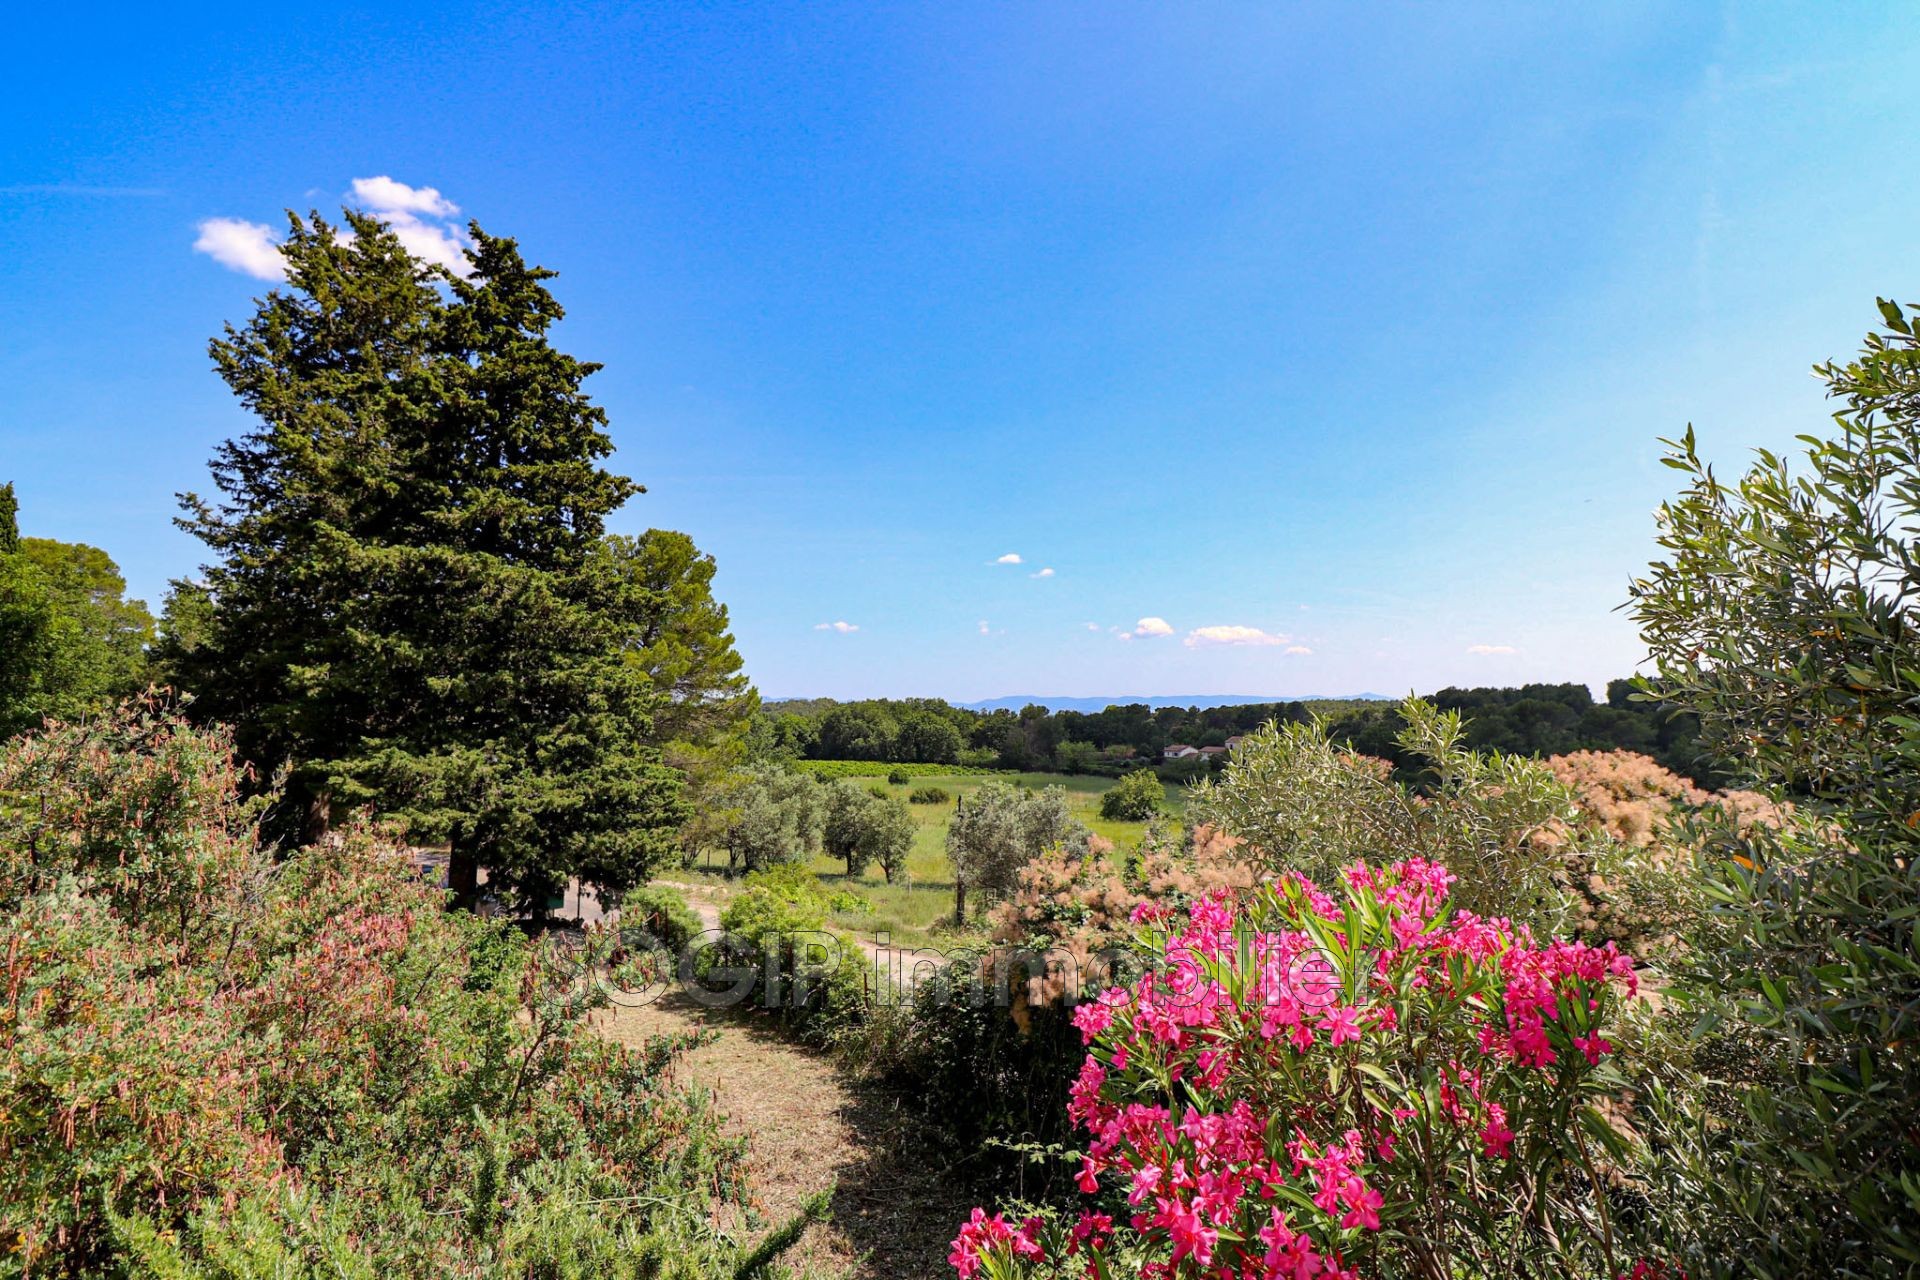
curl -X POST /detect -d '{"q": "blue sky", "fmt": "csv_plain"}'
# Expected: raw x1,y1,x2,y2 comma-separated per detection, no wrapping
3,4,1915,702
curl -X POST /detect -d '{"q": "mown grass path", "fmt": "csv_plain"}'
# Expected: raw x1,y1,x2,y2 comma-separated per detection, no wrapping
592,883,971,1278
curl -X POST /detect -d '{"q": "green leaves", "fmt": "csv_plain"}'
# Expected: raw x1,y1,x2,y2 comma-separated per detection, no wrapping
1631,297,1920,1277
171,211,698,904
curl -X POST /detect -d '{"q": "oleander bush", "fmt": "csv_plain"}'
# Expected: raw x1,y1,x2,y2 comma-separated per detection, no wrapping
950,860,1663,1280
0,700,809,1277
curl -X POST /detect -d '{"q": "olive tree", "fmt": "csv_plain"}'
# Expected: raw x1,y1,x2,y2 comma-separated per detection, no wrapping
721,767,823,875
1627,298,1920,1277
946,783,1088,920
1189,698,1576,929
858,792,916,884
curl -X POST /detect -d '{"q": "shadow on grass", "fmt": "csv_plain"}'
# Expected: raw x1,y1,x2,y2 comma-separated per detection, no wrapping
684,995,979,1277
824,1078,981,1279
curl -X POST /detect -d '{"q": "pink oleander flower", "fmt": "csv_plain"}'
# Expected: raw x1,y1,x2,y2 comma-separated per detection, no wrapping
1320,1003,1362,1046
1480,1103,1515,1159
953,857,1636,1280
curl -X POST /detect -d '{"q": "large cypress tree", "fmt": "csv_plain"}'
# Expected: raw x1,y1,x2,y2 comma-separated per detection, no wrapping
173,211,687,907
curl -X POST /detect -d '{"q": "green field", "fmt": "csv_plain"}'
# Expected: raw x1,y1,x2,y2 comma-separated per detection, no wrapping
676,769,1187,947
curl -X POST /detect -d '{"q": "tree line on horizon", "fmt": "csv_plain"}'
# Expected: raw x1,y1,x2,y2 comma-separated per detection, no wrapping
750,681,1723,784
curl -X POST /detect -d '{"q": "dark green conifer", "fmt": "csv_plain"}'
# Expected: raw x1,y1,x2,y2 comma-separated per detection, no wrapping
175,212,686,907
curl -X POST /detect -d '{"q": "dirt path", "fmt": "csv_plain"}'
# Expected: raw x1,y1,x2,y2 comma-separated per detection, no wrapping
594,883,972,1278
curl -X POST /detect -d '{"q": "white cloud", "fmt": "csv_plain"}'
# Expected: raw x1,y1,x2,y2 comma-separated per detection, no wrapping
382,213,471,275
814,620,859,634
995,553,1023,565
1284,644,1314,656
193,217,285,280
347,178,468,273
978,620,991,635
1466,643,1518,656
1084,622,1102,631
1184,624,1290,648
350,175,458,218
1132,616,1174,638
198,176,472,281
1031,567,1055,579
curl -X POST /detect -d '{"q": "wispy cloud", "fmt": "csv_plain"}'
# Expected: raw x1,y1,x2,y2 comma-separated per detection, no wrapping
1084,622,1102,632
1030,567,1055,579
1465,643,1518,656
1284,644,1313,656
1185,624,1291,648
994,553,1023,565
193,217,286,280
814,620,859,634
0,184,166,198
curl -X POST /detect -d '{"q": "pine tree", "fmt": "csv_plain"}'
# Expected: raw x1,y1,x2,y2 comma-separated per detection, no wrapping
600,529,756,745
0,486,151,737
0,485,58,737
174,212,687,907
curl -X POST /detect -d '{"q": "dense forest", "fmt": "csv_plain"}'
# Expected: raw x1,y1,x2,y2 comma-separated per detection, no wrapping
753,681,1719,784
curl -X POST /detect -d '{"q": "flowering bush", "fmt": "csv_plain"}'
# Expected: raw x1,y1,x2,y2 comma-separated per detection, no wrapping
0,702,809,1276
952,859,1653,1279
1544,751,1783,850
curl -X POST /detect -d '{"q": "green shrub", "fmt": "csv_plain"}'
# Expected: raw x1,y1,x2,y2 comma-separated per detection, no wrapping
886,768,911,785
827,887,874,914
873,952,1091,1196
1189,698,1578,932
1627,299,1920,1276
717,876,869,1045
909,784,950,804
742,861,826,903
1097,768,1165,820
619,883,702,951
0,700,797,1276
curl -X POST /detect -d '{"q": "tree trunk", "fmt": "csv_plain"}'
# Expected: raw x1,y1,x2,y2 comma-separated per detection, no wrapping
303,786,333,844
447,833,479,910
953,875,966,924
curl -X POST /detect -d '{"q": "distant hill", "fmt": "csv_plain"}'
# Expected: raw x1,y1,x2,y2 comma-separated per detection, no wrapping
956,693,1393,713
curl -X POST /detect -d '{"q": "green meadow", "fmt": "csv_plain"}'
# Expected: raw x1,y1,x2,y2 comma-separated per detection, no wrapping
678,768,1187,947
